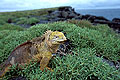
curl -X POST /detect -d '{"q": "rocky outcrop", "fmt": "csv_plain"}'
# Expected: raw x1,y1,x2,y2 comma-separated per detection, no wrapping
46,6,120,33
81,14,120,32
8,6,119,33
47,6,82,20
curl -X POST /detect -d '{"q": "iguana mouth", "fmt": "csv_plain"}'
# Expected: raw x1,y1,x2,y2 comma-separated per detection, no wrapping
58,39,67,43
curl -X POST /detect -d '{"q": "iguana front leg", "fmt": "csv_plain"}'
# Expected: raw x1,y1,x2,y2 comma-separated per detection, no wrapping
40,57,52,71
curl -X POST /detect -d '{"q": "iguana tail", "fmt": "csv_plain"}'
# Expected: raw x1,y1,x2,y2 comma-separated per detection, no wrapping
0,62,11,78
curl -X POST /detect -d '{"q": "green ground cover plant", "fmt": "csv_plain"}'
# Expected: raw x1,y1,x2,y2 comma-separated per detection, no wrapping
0,19,7,25
0,24,24,31
16,17,39,25
0,7,58,25
0,21,120,80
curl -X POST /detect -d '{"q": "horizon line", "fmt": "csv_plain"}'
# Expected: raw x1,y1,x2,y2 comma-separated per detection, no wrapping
0,7,120,12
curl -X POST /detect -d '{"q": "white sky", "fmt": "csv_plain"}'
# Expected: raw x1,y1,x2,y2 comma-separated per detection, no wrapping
0,0,120,11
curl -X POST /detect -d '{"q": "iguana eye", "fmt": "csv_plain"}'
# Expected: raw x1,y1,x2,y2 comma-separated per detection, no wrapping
55,36,59,38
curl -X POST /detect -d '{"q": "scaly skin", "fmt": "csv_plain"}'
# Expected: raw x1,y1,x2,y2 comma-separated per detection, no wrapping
0,30,67,78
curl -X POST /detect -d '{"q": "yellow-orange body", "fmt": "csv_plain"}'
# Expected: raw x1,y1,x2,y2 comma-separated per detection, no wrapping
0,30,67,78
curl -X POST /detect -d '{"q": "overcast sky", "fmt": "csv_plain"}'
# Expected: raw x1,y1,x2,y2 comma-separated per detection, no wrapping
0,0,120,12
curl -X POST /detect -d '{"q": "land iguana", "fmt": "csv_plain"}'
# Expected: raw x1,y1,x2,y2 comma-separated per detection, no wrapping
0,30,67,78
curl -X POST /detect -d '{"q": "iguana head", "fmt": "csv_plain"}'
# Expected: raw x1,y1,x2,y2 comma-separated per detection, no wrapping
49,31,67,44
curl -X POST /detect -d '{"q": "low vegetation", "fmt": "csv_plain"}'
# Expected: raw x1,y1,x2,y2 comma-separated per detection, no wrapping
0,7,58,25
0,24,24,31
0,19,120,79
15,17,39,25
0,7,120,79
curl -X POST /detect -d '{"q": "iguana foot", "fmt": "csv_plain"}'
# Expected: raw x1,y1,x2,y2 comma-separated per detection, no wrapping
46,67,53,72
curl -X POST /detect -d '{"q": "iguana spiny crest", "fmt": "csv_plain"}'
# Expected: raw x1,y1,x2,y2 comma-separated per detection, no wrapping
0,30,67,78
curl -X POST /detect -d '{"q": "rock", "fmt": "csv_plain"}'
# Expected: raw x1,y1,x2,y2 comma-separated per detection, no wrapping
74,15,82,20
48,10,54,14
111,24,120,30
68,12,77,19
102,58,116,67
112,18,120,22
87,75,99,80
7,18,12,23
38,6,120,33
93,20,120,32
58,6,72,11
81,14,91,19
61,11,69,18
72,8,75,12
93,20,112,24
50,18,66,21
81,14,94,20
30,23,36,26
87,15,96,23
57,39,74,57
46,6,81,20
50,11,62,18
39,20,50,24
50,11,61,16
95,16,109,21
81,14,109,22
